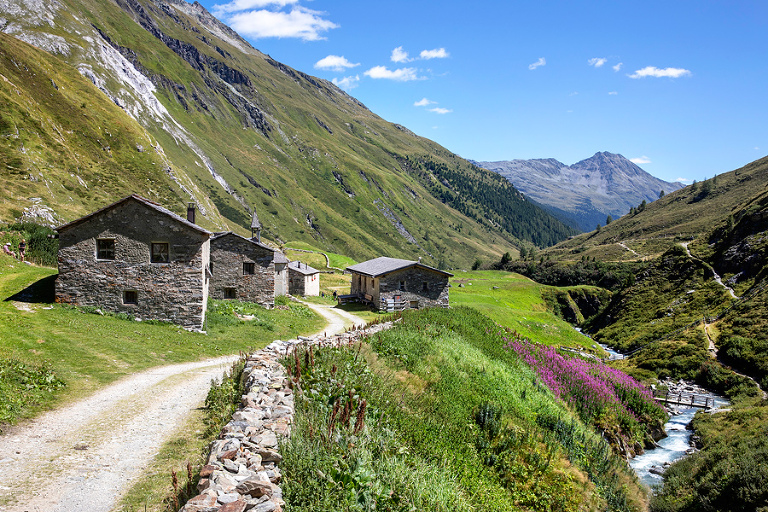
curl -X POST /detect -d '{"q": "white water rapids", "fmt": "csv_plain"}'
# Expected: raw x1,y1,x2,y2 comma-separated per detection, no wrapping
595,340,729,490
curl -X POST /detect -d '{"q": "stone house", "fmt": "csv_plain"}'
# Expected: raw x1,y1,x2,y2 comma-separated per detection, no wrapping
209,232,288,305
55,194,211,331
287,261,320,297
345,257,452,311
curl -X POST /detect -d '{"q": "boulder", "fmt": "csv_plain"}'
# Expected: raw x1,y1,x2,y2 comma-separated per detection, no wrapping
236,478,273,498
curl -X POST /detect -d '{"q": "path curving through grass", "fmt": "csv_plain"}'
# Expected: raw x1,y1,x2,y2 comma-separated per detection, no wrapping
0,303,366,512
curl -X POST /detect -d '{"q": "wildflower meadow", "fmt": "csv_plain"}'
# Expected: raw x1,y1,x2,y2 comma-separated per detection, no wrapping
494,327,666,444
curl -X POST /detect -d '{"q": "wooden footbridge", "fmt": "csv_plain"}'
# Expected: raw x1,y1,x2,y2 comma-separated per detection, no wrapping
654,391,715,410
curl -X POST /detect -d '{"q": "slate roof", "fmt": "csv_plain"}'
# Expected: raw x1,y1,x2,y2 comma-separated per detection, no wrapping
211,231,288,262
288,260,319,275
55,194,211,235
345,257,452,278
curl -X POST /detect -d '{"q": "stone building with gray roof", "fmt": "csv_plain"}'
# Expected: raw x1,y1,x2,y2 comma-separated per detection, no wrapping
287,261,320,297
345,257,452,311
210,232,288,305
55,194,211,331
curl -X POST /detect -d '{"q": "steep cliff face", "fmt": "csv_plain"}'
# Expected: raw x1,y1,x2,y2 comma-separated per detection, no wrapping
476,152,683,231
0,0,575,266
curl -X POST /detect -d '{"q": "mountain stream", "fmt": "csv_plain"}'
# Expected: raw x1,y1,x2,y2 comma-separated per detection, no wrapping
596,340,729,491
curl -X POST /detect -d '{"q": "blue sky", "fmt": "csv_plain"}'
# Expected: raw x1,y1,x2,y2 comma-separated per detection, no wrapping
197,0,768,184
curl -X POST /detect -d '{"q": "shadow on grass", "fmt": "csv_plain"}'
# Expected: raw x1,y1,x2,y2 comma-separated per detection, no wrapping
335,302,373,313
4,274,56,303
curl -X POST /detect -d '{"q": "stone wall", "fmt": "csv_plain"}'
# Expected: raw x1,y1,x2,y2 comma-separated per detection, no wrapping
56,200,209,331
210,234,276,306
181,321,395,512
379,268,450,310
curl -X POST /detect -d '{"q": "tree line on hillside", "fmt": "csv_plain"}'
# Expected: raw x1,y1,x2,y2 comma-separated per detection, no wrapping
399,155,578,247
495,258,643,292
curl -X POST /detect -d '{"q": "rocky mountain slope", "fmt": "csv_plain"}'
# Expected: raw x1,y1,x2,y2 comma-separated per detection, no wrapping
475,152,683,231
0,0,576,268
544,155,768,262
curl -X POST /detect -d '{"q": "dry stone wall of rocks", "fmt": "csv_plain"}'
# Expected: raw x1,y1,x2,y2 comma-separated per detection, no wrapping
180,320,395,512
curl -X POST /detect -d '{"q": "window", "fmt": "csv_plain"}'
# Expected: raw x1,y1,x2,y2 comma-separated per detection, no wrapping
151,242,169,263
96,239,115,260
398,280,406,291
224,288,237,299
243,262,255,275
123,290,138,305
422,281,429,291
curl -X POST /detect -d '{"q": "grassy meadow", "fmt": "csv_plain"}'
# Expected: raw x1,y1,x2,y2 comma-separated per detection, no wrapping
451,270,605,353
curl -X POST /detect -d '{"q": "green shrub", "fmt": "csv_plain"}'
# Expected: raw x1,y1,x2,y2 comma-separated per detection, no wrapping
1,222,58,267
0,358,65,427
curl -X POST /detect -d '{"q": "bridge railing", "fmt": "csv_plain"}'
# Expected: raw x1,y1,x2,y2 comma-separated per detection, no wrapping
653,391,714,410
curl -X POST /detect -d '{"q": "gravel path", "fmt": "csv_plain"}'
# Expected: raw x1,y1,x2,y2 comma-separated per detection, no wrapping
0,356,238,512
0,303,363,512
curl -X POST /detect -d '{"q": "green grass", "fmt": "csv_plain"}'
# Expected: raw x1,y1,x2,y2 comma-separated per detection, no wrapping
284,242,358,270
281,307,647,511
0,255,324,424
451,270,603,352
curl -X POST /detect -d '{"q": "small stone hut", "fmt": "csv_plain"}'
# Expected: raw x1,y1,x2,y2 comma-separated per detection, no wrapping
210,232,288,305
345,257,452,311
55,194,211,331
287,261,320,297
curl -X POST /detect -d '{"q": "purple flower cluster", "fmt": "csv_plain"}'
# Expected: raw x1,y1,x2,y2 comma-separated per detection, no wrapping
503,337,662,428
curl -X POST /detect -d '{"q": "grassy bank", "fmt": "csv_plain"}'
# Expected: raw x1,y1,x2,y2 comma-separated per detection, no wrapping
281,307,650,512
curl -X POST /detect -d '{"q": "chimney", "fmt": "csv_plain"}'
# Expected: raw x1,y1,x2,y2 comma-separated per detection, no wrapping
418,256,422,263
187,203,196,224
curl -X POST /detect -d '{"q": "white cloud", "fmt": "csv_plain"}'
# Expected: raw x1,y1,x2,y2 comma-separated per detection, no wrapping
213,0,298,16
630,156,652,164
420,48,449,60
226,7,338,41
332,75,360,91
364,66,421,81
315,55,359,72
629,66,692,79
674,177,690,183
429,107,452,114
414,97,435,107
529,57,546,70
588,57,607,68
608,91,618,95
391,46,410,63
613,62,623,72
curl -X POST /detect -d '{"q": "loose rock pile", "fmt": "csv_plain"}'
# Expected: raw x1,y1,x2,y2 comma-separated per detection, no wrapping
180,321,395,512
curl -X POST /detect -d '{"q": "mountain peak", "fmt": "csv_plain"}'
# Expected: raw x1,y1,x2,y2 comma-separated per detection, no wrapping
476,152,684,231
